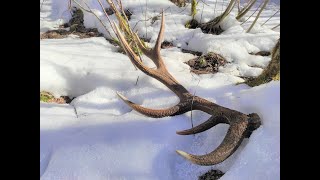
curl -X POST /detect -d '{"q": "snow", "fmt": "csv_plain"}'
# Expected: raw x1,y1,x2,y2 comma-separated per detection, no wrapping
40,0,72,32
40,0,280,179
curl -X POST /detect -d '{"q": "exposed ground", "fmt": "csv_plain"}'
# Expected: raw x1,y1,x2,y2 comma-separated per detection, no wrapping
185,52,227,74
199,169,225,180
40,8,103,39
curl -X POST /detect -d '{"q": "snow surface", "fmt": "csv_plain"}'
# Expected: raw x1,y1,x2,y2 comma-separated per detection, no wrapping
40,0,280,179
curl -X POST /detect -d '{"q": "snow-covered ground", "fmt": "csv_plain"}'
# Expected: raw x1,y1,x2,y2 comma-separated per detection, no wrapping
40,0,280,179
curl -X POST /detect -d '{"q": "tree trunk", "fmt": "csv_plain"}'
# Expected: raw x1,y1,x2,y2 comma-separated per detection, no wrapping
246,38,280,87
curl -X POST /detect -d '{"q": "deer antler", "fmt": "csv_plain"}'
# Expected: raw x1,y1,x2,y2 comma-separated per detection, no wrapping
113,12,261,166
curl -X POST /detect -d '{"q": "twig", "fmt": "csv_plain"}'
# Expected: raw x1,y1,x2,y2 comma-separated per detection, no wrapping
205,0,236,27
71,0,114,39
261,8,279,26
96,0,117,35
132,7,170,30
236,0,257,20
246,0,270,33
271,23,280,30
240,0,263,25
82,0,138,71
72,104,79,118
71,0,90,13
119,3,143,65
135,76,140,85
110,0,141,70
237,0,241,13
115,0,122,9
198,0,210,7
68,0,72,10
190,97,195,136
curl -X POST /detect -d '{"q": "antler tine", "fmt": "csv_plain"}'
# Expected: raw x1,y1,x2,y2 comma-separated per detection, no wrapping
114,14,192,117
154,11,165,55
113,22,154,75
116,91,192,118
125,18,153,58
176,120,249,166
131,11,166,69
150,10,166,69
176,116,227,135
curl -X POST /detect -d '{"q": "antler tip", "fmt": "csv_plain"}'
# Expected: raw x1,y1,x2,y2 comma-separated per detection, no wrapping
176,130,183,135
176,150,193,161
116,91,128,101
176,130,189,135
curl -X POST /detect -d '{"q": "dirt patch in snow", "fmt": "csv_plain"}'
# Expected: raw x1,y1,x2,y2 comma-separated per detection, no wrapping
40,91,74,104
169,0,186,7
185,19,224,35
105,7,115,15
181,49,203,56
185,19,199,29
40,8,104,39
161,41,174,49
104,7,133,20
40,29,103,39
249,51,271,56
185,52,227,74
198,169,224,180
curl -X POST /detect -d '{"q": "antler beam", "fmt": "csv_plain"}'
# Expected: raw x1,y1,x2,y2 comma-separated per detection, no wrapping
113,12,261,166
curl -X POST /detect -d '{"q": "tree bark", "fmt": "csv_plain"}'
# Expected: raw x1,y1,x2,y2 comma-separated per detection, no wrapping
246,38,280,87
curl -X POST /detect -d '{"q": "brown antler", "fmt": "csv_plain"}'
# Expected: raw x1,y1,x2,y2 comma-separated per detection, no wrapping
113,12,261,166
